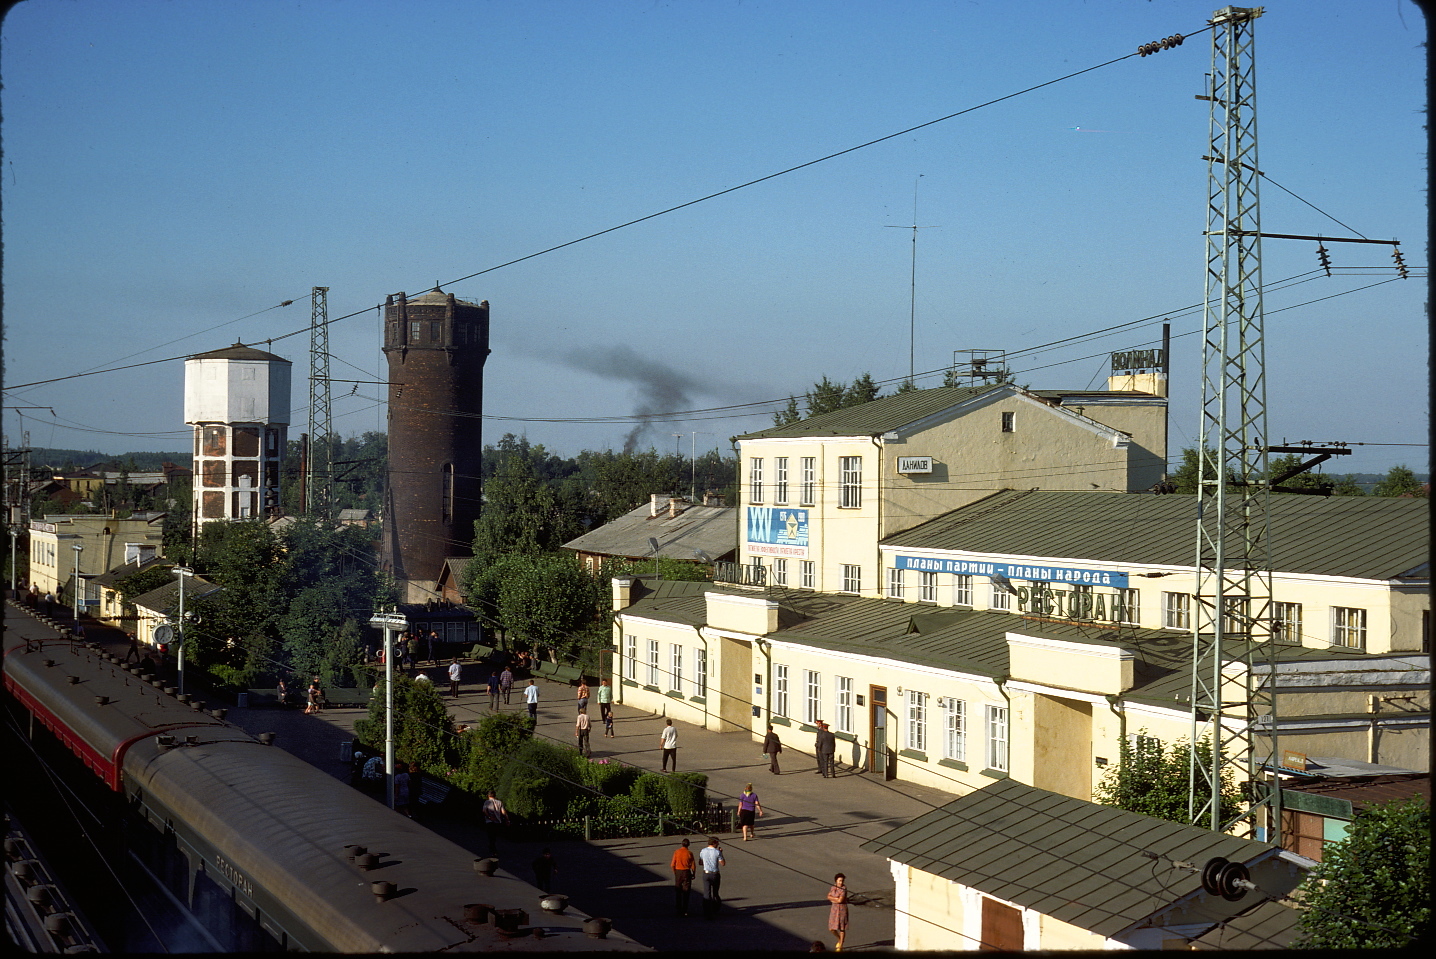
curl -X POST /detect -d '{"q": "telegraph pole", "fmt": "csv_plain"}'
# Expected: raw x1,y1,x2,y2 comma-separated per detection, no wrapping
306,286,333,517
1190,5,1279,841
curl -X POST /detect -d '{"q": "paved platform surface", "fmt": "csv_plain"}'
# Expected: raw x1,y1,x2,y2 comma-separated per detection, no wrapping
5,603,962,951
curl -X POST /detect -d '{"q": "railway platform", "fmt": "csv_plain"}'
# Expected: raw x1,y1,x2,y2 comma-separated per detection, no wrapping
9,605,958,951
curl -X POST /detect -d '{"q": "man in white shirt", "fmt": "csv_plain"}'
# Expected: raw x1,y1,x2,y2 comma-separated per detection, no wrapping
524,679,540,720
447,658,462,697
660,718,678,771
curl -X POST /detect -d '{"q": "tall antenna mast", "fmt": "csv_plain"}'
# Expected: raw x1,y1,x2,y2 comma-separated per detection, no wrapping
886,176,939,386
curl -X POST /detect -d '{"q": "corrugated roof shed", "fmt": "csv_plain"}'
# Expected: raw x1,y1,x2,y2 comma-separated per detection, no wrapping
563,496,735,562
860,778,1284,940
884,490,1429,581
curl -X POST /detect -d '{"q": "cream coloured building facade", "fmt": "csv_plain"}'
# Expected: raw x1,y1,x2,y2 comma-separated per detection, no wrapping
732,383,1167,598
27,513,166,606
611,490,1428,801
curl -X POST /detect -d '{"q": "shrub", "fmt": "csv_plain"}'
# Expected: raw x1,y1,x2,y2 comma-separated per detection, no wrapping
630,773,672,815
583,760,643,798
665,772,708,817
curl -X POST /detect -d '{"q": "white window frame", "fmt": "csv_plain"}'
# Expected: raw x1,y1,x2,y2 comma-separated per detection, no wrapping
835,676,854,734
906,690,928,753
985,704,1009,772
990,581,1011,611
1163,592,1191,630
647,638,660,687
775,456,789,505
943,698,967,763
953,574,974,607
749,457,764,504
695,647,708,697
1116,588,1140,625
841,564,861,595
800,456,816,506
804,670,822,725
1332,606,1366,649
774,664,790,718
1272,601,1302,645
801,560,815,590
1222,596,1250,635
670,643,683,693
839,456,862,509
773,557,788,587
921,571,939,604
625,634,637,681
887,567,905,599
1001,411,1015,433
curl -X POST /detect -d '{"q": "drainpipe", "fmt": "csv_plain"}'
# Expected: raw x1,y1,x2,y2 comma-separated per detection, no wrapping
614,613,625,706
691,624,709,730
870,435,883,597
1368,694,1378,764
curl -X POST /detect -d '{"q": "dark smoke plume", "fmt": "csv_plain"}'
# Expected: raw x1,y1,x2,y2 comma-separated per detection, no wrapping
558,345,705,452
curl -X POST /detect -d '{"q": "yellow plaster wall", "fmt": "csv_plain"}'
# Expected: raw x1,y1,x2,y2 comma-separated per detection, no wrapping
880,393,1135,539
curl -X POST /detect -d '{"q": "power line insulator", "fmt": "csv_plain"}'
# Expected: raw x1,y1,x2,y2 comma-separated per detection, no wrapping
1317,244,1332,276
1139,35,1184,56
1392,246,1409,278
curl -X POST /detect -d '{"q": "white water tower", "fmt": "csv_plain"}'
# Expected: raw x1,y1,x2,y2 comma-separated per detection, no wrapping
184,343,292,525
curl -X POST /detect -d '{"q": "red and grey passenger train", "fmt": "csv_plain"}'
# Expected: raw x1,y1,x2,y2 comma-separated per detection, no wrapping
4,633,641,952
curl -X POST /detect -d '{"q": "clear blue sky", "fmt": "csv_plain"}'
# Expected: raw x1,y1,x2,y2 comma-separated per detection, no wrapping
2,0,1427,474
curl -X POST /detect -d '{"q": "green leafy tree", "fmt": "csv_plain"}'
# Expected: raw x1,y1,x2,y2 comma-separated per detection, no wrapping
473,453,573,563
1373,464,1426,497
1331,475,1367,496
496,554,600,661
1294,797,1429,949
772,373,885,426
115,563,178,606
355,675,458,775
1093,732,1241,826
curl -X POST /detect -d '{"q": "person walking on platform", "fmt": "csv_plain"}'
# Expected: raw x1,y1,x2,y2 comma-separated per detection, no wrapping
531,848,557,894
487,670,502,710
575,709,592,758
763,724,783,775
448,658,462,697
738,784,763,841
670,838,695,916
660,718,678,771
598,678,613,726
482,790,509,856
524,679,540,720
827,873,850,951
698,837,725,918
500,665,514,704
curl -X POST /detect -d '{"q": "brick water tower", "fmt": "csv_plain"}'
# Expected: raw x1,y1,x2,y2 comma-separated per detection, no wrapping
382,290,490,601
184,343,292,525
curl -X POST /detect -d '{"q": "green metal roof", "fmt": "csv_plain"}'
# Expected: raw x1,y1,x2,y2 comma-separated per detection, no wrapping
860,778,1283,939
884,490,1430,581
735,385,1000,440
618,582,1372,708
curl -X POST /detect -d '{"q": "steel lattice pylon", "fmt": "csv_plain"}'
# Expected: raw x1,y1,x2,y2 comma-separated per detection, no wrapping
1190,6,1280,841
306,286,333,516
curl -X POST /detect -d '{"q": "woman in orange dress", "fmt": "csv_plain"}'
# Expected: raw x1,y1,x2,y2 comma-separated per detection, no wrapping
827,872,849,951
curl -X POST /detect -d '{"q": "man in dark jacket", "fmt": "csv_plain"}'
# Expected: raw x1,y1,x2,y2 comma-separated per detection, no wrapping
815,721,836,777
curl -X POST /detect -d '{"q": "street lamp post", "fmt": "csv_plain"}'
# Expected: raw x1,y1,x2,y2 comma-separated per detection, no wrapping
9,527,17,600
71,544,83,626
174,566,194,695
369,611,407,811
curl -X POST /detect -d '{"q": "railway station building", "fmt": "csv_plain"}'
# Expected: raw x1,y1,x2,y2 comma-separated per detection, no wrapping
609,383,1429,815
